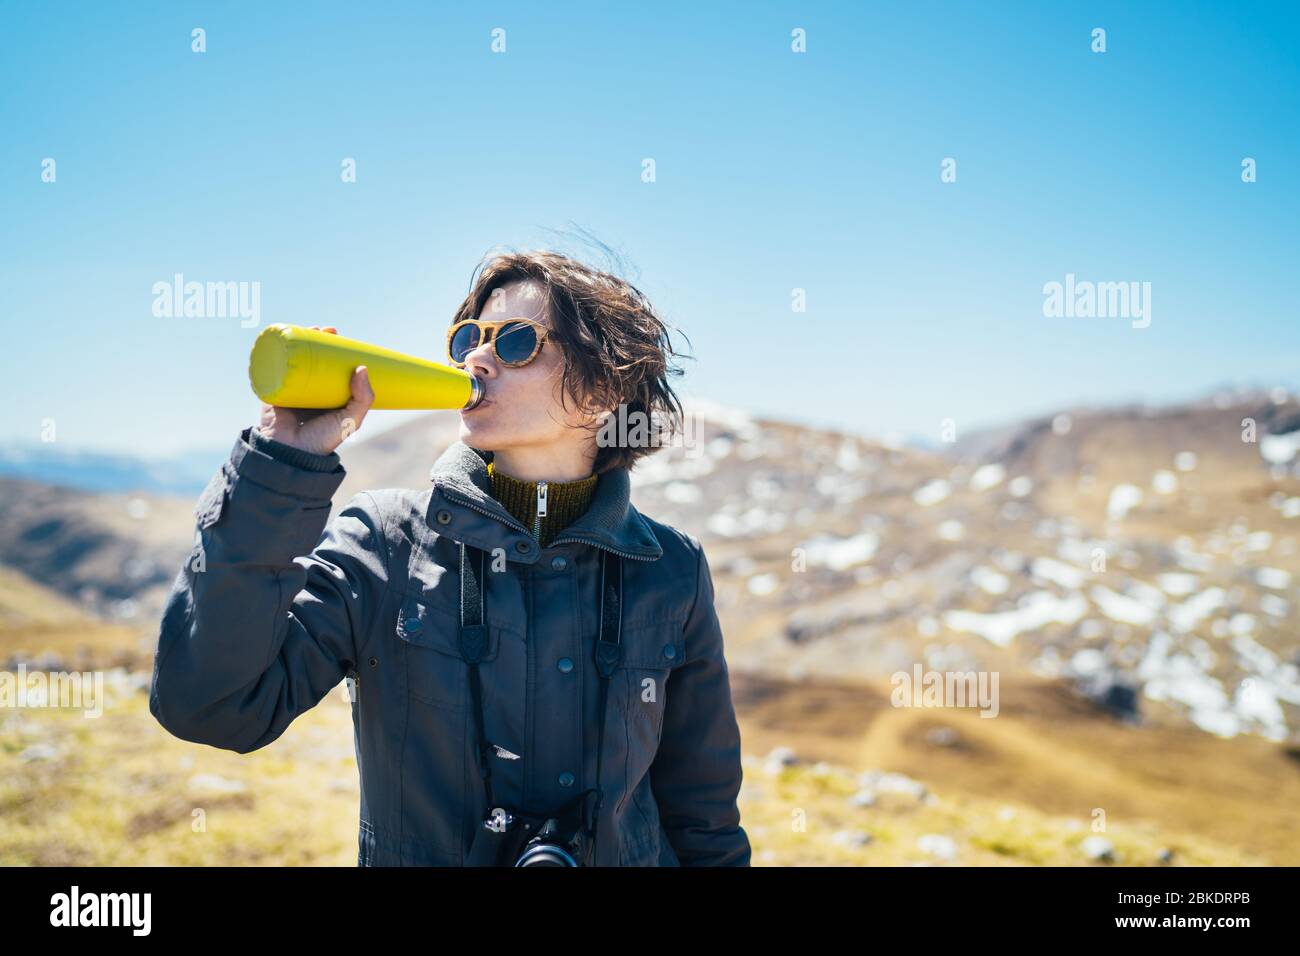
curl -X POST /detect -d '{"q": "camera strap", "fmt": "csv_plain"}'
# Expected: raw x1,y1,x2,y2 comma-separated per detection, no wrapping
458,541,623,857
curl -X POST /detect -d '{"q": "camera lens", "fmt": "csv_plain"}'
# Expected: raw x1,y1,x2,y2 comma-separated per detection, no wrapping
515,843,579,867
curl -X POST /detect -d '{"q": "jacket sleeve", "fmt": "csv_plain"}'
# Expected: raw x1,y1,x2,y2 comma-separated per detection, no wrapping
149,425,390,754
650,539,752,866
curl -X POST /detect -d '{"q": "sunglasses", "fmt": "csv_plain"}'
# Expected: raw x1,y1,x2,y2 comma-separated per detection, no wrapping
446,317,551,368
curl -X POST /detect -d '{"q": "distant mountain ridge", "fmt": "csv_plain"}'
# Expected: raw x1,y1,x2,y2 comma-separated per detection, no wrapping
1,388,1297,744
0,443,231,495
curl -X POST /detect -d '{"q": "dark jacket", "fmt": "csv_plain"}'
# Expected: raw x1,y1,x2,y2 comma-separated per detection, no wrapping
149,426,751,866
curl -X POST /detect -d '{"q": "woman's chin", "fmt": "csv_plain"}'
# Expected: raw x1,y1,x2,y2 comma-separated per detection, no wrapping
457,418,481,443
458,414,501,444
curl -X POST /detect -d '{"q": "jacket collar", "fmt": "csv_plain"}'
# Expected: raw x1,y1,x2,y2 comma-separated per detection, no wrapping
428,441,663,561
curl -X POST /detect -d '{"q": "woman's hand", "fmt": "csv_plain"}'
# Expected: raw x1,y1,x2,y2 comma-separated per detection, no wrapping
257,326,375,455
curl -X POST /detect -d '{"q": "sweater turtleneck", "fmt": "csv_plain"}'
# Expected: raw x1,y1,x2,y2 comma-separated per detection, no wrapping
487,459,598,548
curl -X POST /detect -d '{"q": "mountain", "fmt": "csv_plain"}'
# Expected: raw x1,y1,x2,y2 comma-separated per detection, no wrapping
0,476,194,626
0,391,1297,744
0,564,152,670
630,391,1300,745
0,443,231,496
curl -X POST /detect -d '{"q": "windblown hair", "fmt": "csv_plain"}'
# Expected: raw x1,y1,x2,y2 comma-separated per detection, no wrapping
450,249,689,474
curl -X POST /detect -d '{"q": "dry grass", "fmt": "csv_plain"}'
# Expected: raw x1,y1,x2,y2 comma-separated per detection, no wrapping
733,671,1299,866
738,756,1267,866
1,672,359,866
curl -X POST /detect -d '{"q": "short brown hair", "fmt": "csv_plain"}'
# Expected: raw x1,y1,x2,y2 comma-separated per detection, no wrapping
450,249,689,474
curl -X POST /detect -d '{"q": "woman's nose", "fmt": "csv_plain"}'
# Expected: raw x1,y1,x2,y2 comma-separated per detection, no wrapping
463,338,498,378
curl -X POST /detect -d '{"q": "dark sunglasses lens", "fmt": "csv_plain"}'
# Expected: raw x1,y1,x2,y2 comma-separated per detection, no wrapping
495,321,539,365
450,323,480,363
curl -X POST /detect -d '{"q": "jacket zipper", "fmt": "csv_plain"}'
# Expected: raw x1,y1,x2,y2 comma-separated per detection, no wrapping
440,486,658,561
533,481,547,541
440,487,531,536
549,534,658,561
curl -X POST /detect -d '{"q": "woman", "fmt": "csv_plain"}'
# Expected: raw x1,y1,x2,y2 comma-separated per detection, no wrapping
150,250,752,867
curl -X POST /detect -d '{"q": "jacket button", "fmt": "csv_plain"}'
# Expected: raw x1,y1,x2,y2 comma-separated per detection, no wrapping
514,540,531,554
435,509,452,525
558,771,575,787
551,555,568,571
662,644,677,661
556,657,574,674
404,617,423,635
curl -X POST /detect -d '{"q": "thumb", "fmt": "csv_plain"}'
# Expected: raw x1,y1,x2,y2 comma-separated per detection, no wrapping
340,365,374,435
351,365,375,405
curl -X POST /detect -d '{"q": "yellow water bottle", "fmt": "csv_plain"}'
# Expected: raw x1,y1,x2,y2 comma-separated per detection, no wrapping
249,324,484,410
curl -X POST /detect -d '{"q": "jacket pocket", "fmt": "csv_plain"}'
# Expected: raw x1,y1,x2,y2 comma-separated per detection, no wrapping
615,620,688,785
401,691,472,861
617,620,687,723
394,591,500,711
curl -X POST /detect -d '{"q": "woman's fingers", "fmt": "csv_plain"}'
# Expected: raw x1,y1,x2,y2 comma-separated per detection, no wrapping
263,326,357,450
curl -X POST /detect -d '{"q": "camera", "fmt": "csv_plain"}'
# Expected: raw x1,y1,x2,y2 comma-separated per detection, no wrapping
465,789,602,867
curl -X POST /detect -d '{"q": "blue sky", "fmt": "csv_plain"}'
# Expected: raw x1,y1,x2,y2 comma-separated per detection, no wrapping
2,0,1297,460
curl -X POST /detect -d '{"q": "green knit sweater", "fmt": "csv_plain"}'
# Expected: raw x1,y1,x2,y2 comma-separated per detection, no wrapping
487,460,598,547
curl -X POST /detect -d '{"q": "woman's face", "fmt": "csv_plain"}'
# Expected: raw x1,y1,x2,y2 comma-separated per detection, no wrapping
455,279,604,457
